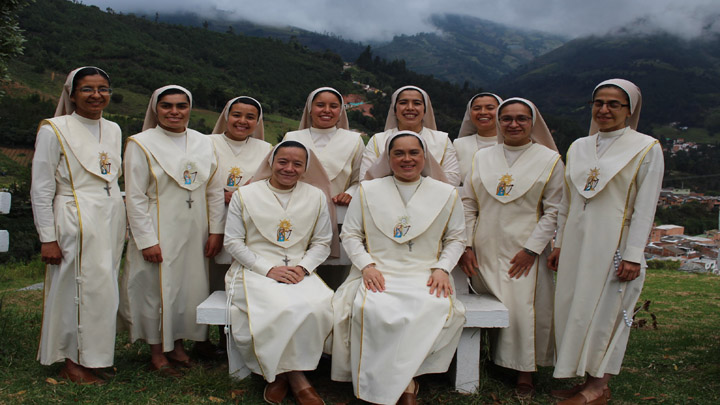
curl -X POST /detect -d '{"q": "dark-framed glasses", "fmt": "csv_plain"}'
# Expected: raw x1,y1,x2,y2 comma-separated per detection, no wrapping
499,115,532,125
590,100,628,110
79,87,113,95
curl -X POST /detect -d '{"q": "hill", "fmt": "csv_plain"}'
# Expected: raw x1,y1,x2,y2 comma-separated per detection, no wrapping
374,14,566,87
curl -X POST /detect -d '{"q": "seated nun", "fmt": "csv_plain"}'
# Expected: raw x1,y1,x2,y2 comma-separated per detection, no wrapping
224,140,336,405
331,131,466,405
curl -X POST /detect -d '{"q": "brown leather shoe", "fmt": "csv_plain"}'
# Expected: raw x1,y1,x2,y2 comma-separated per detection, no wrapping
292,386,325,405
557,391,608,405
264,375,289,404
396,380,419,405
58,366,105,385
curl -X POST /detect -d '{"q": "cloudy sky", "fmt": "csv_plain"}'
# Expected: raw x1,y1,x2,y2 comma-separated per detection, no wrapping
85,0,719,42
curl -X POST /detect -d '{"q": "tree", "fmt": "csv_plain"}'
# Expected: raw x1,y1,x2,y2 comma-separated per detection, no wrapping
0,0,29,98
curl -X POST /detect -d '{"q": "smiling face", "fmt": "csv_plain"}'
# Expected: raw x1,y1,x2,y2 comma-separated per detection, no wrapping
394,89,425,132
310,91,342,129
156,93,191,133
470,95,500,136
498,102,533,147
389,135,425,182
70,74,111,120
225,102,259,141
592,86,631,132
269,146,307,190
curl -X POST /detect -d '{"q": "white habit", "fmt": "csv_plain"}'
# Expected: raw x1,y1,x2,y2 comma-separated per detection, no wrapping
462,142,563,371
31,113,126,367
453,134,498,183
119,126,224,351
331,176,466,404
554,127,663,378
224,180,333,382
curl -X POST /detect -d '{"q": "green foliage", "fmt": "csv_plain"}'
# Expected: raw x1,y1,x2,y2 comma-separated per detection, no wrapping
0,93,55,147
654,201,718,235
0,0,30,96
647,259,681,271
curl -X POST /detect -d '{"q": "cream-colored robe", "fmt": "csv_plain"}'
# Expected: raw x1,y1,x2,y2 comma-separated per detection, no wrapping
120,127,224,351
224,181,333,382
31,114,126,367
554,128,663,378
209,134,272,265
331,176,466,404
463,143,562,371
453,134,498,183
361,128,461,185
284,128,364,197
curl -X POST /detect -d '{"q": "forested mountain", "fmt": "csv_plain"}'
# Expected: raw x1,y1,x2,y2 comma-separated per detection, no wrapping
373,14,565,87
2,0,481,147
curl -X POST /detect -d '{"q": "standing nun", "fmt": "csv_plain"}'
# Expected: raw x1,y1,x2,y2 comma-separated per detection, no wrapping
549,79,663,405
453,92,503,183
31,66,126,384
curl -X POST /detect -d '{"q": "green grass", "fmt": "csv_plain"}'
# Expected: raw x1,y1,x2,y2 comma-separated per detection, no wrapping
0,151,30,189
652,125,720,144
0,264,718,403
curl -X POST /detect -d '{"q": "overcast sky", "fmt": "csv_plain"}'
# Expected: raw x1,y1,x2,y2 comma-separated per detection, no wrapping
84,0,720,42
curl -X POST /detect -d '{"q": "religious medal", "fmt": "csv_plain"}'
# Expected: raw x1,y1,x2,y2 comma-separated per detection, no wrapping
496,174,514,196
393,216,411,238
584,167,600,191
226,167,243,188
182,162,198,185
277,219,293,242
98,151,111,175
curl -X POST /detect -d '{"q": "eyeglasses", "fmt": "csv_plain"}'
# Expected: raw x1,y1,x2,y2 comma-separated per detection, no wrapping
78,87,113,95
499,115,532,125
590,100,628,110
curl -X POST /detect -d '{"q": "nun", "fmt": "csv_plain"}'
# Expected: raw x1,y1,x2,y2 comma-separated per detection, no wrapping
453,92,503,183
549,79,664,405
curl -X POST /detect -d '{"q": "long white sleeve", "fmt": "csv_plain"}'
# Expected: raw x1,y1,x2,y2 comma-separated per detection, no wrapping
30,125,61,243
359,134,381,181
297,200,332,272
461,174,479,248
124,141,159,250
340,191,376,271
524,160,565,254
440,141,461,186
344,136,365,196
622,143,664,263
432,194,467,271
206,152,226,234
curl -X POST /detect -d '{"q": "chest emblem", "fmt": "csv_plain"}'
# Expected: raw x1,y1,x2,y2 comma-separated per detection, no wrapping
496,174,514,196
227,167,243,188
393,216,411,238
584,167,600,191
277,219,293,242
99,152,111,175
183,162,198,185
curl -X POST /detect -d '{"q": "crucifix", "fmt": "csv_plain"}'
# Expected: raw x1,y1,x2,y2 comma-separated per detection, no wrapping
104,183,111,196
283,254,290,266
407,240,414,252
186,192,194,209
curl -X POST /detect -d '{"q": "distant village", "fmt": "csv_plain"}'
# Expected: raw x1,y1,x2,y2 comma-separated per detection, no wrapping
649,186,720,275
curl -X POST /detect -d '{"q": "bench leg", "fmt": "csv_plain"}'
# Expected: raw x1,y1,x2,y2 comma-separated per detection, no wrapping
226,326,252,380
455,327,481,394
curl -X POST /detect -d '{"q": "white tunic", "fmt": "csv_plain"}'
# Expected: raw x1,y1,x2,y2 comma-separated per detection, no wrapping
331,176,466,404
453,134,497,183
360,127,461,185
224,181,333,382
119,127,225,351
31,113,126,367
462,143,563,371
209,134,272,264
284,127,364,197
554,127,663,378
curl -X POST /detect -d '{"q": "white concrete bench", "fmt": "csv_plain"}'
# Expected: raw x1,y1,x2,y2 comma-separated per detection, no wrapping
0,192,11,252
196,266,508,394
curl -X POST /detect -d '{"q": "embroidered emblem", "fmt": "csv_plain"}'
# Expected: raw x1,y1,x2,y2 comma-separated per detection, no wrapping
227,167,242,187
99,152,111,175
393,216,411,238
183,162,198,185
496,174,514,196
277,219,293,242
584,167,600,191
